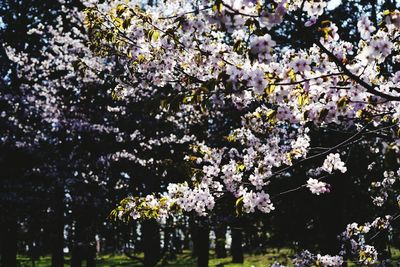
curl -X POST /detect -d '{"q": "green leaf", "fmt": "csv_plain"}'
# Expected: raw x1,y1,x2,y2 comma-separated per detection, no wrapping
233,40,242,52
319,108,329,121
337,96,348,108
122,18,131,30
152,30,160,41
236,163,246,173
235,196,244,217
265,84,275,95
116,4,127,16
266,109,277,123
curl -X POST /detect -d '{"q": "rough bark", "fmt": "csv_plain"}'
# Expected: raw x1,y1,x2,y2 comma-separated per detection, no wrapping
214,225,227,258
230,226,244,263
0,219,18,267
51,188,64,267
189,217,198,258
196,222,209,267
142,219,161,267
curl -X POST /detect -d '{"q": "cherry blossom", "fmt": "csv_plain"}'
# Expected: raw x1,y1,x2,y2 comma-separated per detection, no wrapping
242,190,274,214
306,178,330,195
316,254,343,267
357,15,376,40
321,153,347,174
78,0,400,264
303,0,327,17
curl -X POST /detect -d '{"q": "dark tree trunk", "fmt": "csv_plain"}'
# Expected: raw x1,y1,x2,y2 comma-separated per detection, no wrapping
70,232,96,267
51,188,64,267
138,168,161,266
196,222,209,267
71,202,97,267
86,232,96,267
70,244,83,267
214,225,227,258
86,248,96,267
171,228,182,254
104,226,117,254
1,219,18,267
189,218,198,258
183,231,191,251
142,219,160,267
162,226,171,256
71,215,83,267
231,227,244,263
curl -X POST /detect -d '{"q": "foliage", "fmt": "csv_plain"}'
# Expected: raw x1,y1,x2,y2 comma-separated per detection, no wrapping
2,0,400,266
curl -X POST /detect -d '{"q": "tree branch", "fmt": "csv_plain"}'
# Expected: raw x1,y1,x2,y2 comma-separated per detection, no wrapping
314,41,400,101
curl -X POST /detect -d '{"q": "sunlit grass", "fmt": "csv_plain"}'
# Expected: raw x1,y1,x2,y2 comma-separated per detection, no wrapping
17,250,292,267
16,247,400,267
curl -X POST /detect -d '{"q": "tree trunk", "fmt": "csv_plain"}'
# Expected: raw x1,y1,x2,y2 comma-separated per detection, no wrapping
1,219,18,267
71,216,83,267
231,227,244,263
51,189,64,267
162,226,171,256
171,228,182,254
70,243,83,267
214,225,227,258
86,249,96,267
86,233,96,267
104,227,117,254
142,219,160,267
196,221,209,267
189,218,198,258
71,202,97,267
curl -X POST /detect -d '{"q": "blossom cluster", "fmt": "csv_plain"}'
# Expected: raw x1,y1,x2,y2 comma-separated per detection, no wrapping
306,178,330,195
321,153,347,174
89,0,400,226
6,0,400,264
340,215,393,265
370,169,400,207
242,190,275,213
292,250,343,267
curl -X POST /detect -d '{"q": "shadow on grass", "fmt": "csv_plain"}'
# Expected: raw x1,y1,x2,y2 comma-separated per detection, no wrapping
16,247,400,267
215,261,233,267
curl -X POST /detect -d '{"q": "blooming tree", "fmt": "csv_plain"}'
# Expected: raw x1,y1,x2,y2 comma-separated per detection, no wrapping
4,0,220,264
80,0,400,264
4,0,398,265
81,0,400,265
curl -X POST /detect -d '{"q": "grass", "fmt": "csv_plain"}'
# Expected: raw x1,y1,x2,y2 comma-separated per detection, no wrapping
16,247,400,267
17,249,292,267
164,248,293,267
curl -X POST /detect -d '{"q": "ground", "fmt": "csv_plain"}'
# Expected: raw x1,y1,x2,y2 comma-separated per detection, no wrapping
16,247,400,266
